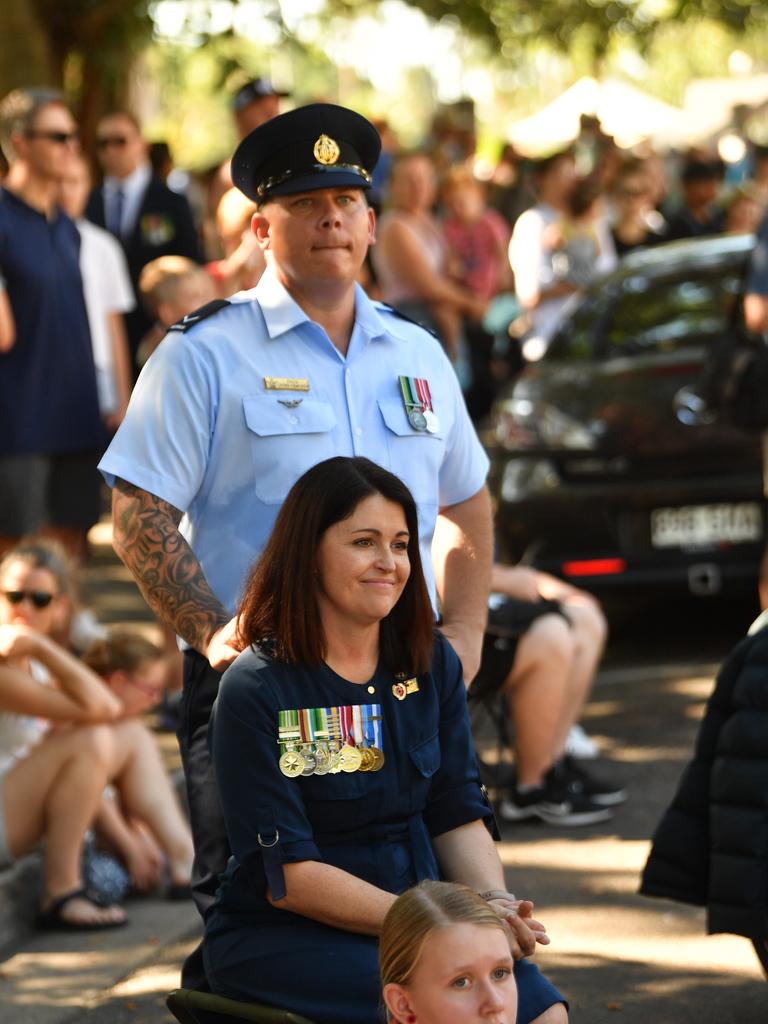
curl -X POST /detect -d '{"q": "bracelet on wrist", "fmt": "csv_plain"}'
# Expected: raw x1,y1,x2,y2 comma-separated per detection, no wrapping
479,889,516,903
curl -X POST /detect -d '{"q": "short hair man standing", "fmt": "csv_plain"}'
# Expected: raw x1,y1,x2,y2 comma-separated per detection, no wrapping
0,88,103,557
86,110,201,368
99,104,493,964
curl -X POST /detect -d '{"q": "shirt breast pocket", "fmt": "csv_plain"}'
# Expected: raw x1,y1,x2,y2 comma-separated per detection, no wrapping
377,398,446,504
408,732,441,779
243,395,337,504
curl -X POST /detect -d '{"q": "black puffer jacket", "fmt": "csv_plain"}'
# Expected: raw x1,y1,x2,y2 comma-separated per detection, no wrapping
640,620,768,940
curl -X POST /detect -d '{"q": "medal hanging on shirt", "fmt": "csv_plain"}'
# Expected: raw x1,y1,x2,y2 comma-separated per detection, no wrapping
338,704,363,773
301,707,332,775
398,375,439,434
278,709,306,777
324,706,343,773
362,703,385,772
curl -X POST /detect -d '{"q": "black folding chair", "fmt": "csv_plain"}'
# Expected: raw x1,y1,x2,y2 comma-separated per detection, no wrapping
166,989,317,1024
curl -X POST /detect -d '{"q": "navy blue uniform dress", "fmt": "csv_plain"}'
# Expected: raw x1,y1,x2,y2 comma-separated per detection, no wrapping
204,634,564,1024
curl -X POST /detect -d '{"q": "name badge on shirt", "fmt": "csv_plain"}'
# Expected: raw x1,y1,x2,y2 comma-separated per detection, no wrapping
264,376,310,392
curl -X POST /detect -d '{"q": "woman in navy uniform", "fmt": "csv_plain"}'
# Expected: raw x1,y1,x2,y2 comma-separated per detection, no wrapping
205,457,567,1024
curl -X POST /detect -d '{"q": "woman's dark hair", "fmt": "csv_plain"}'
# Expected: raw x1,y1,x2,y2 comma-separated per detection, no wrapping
237,457,434,675
566,175,602,219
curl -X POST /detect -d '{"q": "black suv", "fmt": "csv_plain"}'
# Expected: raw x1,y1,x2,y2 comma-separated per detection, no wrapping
486,234,765,598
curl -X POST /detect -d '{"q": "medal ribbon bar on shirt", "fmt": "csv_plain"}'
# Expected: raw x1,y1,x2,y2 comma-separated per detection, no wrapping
398,375,437,433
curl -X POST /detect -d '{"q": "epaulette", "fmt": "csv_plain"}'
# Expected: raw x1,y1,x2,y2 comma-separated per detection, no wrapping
168,299,231,333
376,303,440,340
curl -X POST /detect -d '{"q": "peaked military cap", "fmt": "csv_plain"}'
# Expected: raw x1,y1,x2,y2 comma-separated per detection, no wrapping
231,102,381,203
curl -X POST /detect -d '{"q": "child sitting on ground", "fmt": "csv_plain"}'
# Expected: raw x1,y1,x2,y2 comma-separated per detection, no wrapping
83,629,194,898
136,255,217,366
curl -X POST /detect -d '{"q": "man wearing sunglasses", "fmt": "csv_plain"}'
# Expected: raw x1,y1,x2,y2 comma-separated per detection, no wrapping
86,111,201,371
0,87,103,560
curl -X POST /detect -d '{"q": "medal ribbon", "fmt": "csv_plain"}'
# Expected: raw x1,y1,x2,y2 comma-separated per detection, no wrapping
413,377,433,412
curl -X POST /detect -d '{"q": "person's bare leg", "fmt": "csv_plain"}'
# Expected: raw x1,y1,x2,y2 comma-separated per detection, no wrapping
505,615,574,787
105,720,193,885
3,725,126,926
551,597,607,758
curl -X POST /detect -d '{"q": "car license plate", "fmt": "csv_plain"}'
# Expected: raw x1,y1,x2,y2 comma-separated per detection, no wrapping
650,502,763,548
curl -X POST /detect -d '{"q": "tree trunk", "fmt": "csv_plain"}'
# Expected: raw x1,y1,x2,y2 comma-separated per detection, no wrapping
0,4,53,96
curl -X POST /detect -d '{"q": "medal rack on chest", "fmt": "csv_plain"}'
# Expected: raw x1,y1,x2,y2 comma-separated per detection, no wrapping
278,704,385,777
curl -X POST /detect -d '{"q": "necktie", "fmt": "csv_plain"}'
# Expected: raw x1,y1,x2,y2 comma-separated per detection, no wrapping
107,186,124,237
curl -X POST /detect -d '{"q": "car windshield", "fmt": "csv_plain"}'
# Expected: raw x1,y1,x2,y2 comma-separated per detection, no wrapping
603,265,744,357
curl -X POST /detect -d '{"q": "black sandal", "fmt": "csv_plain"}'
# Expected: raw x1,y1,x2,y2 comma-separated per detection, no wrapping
37,887,128,932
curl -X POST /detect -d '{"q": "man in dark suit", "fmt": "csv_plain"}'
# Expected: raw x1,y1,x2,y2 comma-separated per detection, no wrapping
86,111,202,369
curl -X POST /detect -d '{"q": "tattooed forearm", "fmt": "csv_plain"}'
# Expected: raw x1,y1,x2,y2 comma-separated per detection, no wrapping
111,479,231,654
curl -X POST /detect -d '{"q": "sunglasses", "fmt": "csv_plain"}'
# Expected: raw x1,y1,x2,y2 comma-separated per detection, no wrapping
4,590,56,609
25,129,79,145
97,136,128,149
126,675,165,700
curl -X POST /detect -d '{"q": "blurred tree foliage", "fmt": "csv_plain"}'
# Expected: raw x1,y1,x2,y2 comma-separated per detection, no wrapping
329,0,768,65
0,0,154,145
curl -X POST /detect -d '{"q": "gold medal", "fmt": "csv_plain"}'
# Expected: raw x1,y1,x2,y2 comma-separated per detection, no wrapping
368,746,386,772
358,748,375,772
339,744,363,772
328,749,343,774
279,750,306,778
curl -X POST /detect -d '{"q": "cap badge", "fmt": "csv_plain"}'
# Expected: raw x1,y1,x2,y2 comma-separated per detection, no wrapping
314,134,340,165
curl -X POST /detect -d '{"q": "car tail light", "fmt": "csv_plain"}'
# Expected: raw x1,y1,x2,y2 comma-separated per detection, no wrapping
562,558,627,577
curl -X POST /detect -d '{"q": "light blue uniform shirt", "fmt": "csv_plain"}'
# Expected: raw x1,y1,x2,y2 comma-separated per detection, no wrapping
99,267,489,617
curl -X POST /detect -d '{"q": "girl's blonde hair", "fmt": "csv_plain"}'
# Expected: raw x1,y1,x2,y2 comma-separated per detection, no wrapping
379,880,507,990
83,628,163,677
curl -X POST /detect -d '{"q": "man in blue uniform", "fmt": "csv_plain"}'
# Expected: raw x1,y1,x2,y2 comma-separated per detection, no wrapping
99,104,492,964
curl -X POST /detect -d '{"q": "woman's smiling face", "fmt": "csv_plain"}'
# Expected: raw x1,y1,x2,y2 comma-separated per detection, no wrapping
315,492,411,631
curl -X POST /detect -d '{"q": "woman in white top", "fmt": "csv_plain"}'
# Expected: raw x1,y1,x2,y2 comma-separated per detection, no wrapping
0,541,125,930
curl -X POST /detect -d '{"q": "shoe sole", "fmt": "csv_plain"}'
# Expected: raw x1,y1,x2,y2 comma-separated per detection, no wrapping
586,789,628,807
499,799,613,827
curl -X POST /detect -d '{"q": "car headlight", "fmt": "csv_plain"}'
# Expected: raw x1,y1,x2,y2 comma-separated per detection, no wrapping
538,405,596,450
501,458,561,502
492,397,537,449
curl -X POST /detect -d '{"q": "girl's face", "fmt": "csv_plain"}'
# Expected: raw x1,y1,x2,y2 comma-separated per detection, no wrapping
385,923,518,1024
107,658,166,718
0,561,66,637
315,493,411,632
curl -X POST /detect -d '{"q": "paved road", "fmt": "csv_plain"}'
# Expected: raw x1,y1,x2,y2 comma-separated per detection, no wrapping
1,568,766,1021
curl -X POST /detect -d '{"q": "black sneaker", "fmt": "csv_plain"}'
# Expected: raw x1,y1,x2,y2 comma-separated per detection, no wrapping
499,770,614,828
560,755,627,807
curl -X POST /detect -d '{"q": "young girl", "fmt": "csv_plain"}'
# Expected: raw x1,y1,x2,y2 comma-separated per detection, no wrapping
83,629,194,897
381,881,520,1024
0,540,126,930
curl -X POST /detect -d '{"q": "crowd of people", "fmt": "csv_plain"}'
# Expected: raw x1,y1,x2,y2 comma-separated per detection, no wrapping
1,72,768,1020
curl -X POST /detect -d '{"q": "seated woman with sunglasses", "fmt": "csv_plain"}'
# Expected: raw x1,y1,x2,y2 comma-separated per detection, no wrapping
205,457,567,1024
0,540,126,929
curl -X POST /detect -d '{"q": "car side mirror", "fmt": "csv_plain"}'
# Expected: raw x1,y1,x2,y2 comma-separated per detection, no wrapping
673,385,716,426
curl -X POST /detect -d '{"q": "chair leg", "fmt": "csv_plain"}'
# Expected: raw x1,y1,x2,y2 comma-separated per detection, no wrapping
752,936,768,981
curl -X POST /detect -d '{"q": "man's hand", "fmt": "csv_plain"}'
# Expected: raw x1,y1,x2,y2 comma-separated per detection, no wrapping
440,621,484,686
205,616,243,672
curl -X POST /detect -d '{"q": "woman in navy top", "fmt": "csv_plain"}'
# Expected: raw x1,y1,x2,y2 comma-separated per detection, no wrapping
205,456,566,1024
